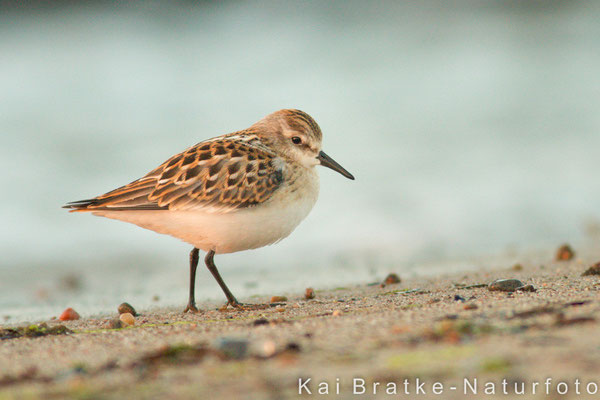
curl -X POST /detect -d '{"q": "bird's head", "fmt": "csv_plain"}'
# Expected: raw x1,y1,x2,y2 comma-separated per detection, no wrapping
254,109,355,180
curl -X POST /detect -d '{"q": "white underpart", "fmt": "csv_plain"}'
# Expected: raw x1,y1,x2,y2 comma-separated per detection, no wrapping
93,168,320,254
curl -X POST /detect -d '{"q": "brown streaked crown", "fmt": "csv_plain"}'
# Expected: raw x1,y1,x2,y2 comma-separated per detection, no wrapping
248,109,323,163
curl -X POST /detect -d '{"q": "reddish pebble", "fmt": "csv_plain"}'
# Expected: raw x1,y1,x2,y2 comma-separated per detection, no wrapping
270,296,288,303
556,244,575,261
59,307,80,321
383,273,401,285
304,288,315,300
119,313,135,326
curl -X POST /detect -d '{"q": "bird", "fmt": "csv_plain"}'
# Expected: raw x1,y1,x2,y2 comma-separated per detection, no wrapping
64,109,355,312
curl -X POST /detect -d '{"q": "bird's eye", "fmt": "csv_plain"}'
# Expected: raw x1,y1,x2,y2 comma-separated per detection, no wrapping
291,136,302,145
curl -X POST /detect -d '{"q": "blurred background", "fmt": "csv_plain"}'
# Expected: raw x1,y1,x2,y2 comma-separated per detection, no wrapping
1,0,599,322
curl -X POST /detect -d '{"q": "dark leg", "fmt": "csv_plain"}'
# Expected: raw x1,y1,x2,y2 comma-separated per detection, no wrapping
183,248,200,313
204,250,241,307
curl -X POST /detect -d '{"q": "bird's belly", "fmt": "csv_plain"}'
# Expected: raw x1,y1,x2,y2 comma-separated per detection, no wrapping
93,190,317,254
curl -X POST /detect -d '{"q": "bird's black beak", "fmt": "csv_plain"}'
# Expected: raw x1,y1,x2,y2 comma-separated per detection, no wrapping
317,151,355,180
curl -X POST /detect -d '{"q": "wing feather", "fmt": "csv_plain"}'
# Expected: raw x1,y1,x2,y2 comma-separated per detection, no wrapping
63,134,285,213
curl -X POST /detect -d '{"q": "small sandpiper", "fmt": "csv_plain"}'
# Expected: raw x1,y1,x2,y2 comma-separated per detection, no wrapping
64,109,354,312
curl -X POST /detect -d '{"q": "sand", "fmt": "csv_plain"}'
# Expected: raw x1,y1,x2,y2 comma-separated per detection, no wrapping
1,248,600,399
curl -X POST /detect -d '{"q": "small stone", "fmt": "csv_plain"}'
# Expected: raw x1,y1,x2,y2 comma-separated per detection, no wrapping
488,279,525,292
512,264,523,271
284,342,301,352
215,337,248,360
270,296,288,303
119,313,135,326
517,284,537,292
253,318,269,326
383,273,401,285
117,302,137,316
556,244,575,261
463,303,478,310
106,318,123,329
454,295,466,302
582,263,600,276
332,310,342,317
59,307,80,321
304,288,315,300
257,340,277,358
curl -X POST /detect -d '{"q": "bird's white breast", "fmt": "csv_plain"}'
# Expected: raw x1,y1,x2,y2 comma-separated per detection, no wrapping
94,168,320,254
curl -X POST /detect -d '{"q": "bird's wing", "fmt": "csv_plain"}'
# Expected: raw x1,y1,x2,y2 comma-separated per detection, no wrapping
63,137,285,213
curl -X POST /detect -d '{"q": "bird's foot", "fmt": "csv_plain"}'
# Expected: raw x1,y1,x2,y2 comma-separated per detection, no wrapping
183,303,201,313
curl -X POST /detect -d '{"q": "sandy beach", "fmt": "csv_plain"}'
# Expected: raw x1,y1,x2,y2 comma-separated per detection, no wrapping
1,246,599,399
3,2,600,399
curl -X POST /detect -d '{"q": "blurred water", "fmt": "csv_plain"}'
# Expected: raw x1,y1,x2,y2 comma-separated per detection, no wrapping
1,1,600,322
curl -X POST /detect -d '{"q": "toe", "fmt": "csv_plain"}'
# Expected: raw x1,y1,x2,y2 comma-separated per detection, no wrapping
183,304,200,313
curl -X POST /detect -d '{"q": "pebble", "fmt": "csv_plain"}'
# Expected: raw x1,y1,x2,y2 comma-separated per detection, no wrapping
332,310,343,317
285,342,301,352
270,296,288,303
253,318,269,326
517,284,537,292
454,295,466,302
106,318,123,329
257,340,277,358
556,244,575,261
512,264,523,271
582,263,600,276
119,313,135,326
304,288,315,300
215,337,248,360
383,273,401,285
488,279,525,292
463,303,478,310
117,302,137,316
59,307,80,321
